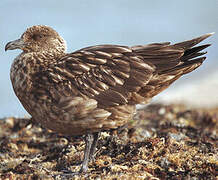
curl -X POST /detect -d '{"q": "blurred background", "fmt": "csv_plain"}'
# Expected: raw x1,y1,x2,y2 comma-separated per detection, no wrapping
1,0,218,117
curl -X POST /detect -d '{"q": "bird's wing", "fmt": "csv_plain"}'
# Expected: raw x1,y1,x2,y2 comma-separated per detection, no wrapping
46,44,158,108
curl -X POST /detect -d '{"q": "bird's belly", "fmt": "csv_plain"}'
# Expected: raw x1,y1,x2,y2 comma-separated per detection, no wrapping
13,87,134,136
17,96,101,135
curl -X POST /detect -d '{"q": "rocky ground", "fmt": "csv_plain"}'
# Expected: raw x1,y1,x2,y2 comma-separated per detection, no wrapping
0,103,217,180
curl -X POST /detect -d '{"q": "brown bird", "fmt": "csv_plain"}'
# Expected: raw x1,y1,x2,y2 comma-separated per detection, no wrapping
5,25,212,175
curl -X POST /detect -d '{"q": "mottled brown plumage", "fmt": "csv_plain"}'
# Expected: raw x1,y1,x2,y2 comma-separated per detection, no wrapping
5,25,212,175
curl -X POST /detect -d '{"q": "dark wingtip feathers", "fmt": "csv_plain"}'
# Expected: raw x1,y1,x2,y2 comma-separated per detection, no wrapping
180,44,211,62
158,33,213,75
174,32,214,50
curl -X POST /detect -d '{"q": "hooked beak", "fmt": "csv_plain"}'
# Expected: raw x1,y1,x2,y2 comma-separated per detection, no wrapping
5,38,25,51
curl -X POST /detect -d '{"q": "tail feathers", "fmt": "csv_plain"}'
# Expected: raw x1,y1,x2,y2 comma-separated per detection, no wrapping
160,57,206,75
160,43,211,75
135,33,213,102
156,33,212,74
173,32,214,50
132,33,213,73
180,44,210,62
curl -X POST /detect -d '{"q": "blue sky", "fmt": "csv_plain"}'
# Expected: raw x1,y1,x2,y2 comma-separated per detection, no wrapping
1,0,218,116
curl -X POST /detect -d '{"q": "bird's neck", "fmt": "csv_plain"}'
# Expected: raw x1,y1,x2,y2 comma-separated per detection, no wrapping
10,50,65,97
13,50,65,73
10,51,64,89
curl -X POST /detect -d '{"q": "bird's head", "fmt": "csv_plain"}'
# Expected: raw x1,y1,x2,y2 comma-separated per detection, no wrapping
5,25,67,55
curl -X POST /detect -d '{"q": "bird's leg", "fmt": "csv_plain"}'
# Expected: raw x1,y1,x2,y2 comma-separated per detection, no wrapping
79,132,100,173
88,132,100,162
56,132,100,178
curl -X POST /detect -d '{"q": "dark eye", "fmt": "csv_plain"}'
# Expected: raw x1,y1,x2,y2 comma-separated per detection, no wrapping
32,34,44,41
